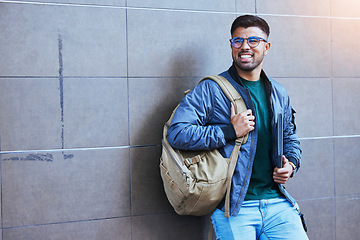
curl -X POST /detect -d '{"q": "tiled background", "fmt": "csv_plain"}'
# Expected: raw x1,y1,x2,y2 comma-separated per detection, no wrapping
0,0,359,239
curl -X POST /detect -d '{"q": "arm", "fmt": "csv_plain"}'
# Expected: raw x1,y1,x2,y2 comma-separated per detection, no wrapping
167,80,228,151
273,94,301,184
283,98,301,172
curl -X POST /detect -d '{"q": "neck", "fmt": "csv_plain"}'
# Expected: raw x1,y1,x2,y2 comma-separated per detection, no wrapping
234,65,262,81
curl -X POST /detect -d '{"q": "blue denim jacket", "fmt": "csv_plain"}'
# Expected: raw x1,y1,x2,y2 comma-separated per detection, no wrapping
167,67,302,216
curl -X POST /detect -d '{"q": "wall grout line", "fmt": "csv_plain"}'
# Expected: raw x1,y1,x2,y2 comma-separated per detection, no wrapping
0,122,3,239
2,193,359,230
124,2,134,239
0,145,159,155
2,0,360,20
0,132,358,155
329,1,337,235
2,76,360,79
1,134,360,155
298,135,360,140
2,215,132,231
297,194,360,202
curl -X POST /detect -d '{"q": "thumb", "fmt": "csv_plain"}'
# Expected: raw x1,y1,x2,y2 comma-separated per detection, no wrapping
231,103,236,118
282,155,288,165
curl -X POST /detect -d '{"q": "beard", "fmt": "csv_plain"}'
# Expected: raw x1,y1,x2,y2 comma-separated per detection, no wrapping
232,51,265,72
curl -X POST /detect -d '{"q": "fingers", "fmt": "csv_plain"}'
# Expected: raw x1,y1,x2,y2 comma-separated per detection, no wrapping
273,156,292,184
230,108,255,138
231,104,252,117
273,174,289,184
273,169,290,184
243,110,255,129
238,109,254,124
242,109,253,117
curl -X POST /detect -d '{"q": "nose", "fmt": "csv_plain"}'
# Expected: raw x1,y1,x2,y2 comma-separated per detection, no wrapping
240,39,251,49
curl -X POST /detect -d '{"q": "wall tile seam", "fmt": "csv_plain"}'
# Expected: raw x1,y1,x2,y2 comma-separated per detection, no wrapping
0,76,129,79
0,135,3,236
124,8,134,240
331,78,336,238
1,215,132,231
2,76,360,80
0,211,184,231
296,194,360,202
330,6,337,233
2,192,359,230
299,135,360,140
2,0,360,21
0,144,160,155
1,134,360,155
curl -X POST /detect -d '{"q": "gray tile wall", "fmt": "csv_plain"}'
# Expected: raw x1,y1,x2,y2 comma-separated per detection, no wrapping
0,0,359,239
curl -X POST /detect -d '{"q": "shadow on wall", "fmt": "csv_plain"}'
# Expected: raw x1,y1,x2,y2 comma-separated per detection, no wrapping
133,44,207,147
131,45,212,237
169,44,207,77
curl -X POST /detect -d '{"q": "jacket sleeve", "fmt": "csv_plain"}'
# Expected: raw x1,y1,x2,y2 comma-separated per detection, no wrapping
283,93,302,174
167,80,228,151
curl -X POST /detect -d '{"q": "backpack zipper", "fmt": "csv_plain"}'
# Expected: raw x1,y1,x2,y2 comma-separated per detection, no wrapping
231,129,255,215
162,139,189,183
231,88,256,216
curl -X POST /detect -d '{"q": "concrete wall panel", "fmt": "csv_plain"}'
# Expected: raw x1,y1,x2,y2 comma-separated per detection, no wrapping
276,77,333,138
3,218,131,240
2,149,130,228
0,78,62,151
1,0,359,239
263,16,331,78
129,77,198,146
256,0,330,16
127,9,235,77
0,3,59,76
333,78,360,136
332,19,360,77
286,139,334,200
63,78,128,148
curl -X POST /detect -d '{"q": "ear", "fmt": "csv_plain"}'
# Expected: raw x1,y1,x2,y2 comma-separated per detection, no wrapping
264,42,271,55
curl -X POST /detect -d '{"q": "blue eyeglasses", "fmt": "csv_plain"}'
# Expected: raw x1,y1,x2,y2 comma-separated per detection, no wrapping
229,36,267,48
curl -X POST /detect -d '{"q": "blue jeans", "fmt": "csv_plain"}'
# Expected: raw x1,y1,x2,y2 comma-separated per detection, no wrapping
211,198,308,240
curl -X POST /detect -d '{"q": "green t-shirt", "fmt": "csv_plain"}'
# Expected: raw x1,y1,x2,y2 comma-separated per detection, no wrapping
241,77,281,200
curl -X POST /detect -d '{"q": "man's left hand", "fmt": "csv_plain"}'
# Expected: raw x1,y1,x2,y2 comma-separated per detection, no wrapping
273,156,293,184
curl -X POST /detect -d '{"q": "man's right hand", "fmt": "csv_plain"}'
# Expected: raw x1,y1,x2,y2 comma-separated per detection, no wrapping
230,103,255,138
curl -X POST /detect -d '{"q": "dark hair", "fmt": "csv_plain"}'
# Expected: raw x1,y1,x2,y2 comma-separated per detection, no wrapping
231,15,270,37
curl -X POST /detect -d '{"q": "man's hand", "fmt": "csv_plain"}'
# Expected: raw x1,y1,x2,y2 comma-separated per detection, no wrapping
273,156,293,184
230,104,255,138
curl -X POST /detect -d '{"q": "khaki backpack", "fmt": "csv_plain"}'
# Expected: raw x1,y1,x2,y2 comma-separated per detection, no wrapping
160,75,248,218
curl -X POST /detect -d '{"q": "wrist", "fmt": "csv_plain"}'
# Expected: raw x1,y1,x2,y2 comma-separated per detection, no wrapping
288,161,296,177
221,124,237,141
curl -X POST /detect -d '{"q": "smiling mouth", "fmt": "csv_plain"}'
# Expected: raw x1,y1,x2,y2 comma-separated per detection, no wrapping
240,54,252,59
238,51,253,59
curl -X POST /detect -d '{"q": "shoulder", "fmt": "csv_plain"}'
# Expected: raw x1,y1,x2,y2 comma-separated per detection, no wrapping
266,76,289,97
189,76,226,99
185,70,235,104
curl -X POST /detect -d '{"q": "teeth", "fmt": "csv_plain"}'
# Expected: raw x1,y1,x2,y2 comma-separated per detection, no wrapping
240,54,252,59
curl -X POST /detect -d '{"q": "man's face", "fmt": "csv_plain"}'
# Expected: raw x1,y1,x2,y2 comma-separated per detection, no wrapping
231,26,270,75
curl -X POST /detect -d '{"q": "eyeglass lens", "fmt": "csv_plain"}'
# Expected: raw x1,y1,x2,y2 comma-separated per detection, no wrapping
231,37,262,48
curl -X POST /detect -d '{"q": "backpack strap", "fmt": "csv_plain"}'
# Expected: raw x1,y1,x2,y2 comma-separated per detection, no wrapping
198,75,248,128
199,75,248,218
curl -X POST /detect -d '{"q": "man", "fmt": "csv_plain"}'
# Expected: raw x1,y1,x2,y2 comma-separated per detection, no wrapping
167,15,308,240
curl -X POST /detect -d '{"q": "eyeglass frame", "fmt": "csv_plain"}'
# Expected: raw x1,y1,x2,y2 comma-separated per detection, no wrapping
229,36,268,48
